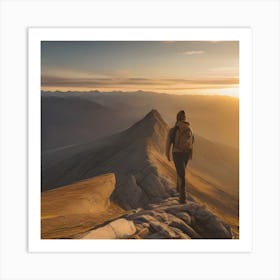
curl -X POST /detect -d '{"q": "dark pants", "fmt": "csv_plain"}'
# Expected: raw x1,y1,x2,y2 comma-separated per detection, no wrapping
172,151,190,203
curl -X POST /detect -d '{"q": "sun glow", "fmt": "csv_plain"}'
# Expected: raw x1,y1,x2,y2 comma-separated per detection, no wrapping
198,87,239,98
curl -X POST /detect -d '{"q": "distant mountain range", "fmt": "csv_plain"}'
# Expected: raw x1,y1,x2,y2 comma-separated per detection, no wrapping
41,90,239,151
41,94,138,151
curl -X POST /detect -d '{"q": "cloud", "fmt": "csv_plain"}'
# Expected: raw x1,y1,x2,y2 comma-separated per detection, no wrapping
41,75,238,90
41,67,111,79
183,50,205,55
209,66,238,72
162,41,177,44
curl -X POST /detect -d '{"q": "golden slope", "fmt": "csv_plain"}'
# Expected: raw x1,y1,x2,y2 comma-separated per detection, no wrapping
41,173,126,239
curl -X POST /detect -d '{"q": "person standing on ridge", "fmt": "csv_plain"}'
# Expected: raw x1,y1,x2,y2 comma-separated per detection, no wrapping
166,110,194,204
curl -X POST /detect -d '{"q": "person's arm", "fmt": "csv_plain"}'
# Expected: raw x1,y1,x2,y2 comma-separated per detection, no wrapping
165,129,172,161
190,127,194,160
189,126,194,144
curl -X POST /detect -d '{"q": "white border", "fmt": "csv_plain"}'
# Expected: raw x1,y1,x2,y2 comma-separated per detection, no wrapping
28,27,252,253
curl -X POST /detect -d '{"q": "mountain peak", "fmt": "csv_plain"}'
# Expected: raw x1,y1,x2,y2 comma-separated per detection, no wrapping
122,109,169,155
127,109,169,134
146,109,160,117
143,109,165,124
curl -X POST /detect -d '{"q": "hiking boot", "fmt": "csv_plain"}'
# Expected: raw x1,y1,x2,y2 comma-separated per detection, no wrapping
179,198,186,204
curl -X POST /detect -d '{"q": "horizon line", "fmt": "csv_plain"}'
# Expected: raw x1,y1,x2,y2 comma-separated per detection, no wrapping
41,89,239,99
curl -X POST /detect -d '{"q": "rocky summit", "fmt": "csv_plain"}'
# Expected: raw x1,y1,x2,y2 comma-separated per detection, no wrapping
42,172,232,239
80,196,232,239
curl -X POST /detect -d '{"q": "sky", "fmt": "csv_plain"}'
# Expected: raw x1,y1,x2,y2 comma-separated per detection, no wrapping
41,41,239,97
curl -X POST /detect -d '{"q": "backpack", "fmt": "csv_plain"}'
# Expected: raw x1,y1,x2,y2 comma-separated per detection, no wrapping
171,124,193,152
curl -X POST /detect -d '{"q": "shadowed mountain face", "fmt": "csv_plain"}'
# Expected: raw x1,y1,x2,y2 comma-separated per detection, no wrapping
41,95,138,151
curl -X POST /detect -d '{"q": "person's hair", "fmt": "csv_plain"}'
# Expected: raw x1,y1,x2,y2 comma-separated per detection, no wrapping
176,110,185,121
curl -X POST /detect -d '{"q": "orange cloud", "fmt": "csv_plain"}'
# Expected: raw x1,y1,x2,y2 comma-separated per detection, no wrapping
183,50,205,55
42,75,238,88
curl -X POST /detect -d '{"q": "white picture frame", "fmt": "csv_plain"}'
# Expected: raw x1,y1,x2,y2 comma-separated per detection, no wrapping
29,27,252,253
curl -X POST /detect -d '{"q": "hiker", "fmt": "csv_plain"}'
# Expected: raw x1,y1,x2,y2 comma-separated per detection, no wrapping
165,110,194,204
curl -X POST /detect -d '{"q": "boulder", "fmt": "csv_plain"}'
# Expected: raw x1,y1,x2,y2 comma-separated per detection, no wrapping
125,198,232,239
82,218,137,239
168,216,201,238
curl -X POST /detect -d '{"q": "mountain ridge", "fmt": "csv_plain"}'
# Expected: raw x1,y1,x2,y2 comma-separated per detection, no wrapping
41,109,239,237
